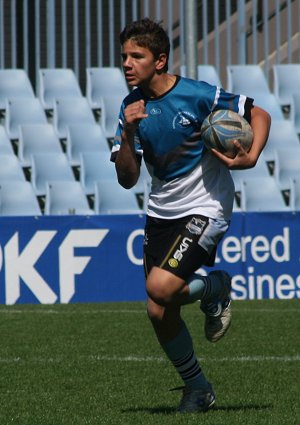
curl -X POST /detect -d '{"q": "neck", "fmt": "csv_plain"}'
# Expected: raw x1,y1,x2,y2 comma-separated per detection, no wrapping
141,73,176,98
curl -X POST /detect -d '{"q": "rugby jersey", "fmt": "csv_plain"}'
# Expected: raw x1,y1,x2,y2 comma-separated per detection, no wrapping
111,76,253,220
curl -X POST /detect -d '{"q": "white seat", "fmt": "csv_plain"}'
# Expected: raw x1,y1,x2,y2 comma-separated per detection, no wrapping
94,180,141,214
31,152,76,195
44,181,94,215
240,177,290,212
273,146,300,191
0,154,26,182
0,181,41,216
231,154,270,192
263,119,300,162
100,94,124,138
0,126,15,155
53,97,96,139
86,67,129,110
226,65,271,96
0,69,35,111
181,65,222,86
290,93,300,134
80,152,116,194
273,64,300,108
37,68,83,111
66,123,110,166
4,98,48,140
252,93,285,120
18,124,63,167
289,177,300,211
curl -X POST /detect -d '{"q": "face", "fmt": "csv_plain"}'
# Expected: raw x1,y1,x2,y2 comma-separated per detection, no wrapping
121,39,165,88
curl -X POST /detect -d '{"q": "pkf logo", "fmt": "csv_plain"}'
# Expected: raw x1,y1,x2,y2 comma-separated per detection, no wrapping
0,229,108,304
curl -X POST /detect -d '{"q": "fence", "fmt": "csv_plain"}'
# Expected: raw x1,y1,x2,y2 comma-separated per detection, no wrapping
0,0,299,90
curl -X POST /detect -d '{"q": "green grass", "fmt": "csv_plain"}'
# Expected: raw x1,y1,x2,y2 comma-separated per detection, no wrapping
0,299,299,425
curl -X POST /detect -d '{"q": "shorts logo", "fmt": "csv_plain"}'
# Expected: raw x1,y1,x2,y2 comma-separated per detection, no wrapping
169,237,193,265
186,217,207,235
168,258,178,268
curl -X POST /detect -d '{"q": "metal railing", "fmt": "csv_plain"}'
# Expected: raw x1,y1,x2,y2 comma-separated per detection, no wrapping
0,0,299,90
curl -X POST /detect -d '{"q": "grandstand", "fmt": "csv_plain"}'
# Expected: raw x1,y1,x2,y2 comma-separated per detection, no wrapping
0,1,298,215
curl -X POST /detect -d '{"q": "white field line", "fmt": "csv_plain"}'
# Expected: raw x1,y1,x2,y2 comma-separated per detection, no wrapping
0,354,299,364
0,307,299,315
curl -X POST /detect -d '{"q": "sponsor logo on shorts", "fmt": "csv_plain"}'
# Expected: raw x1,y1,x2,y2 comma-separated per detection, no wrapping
169,237,193,267
168,258,178,268
186,217,207,235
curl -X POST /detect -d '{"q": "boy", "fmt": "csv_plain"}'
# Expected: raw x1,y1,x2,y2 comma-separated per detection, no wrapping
111,18,271,413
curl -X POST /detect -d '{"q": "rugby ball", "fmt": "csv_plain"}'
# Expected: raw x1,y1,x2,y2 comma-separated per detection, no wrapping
201,109,253,158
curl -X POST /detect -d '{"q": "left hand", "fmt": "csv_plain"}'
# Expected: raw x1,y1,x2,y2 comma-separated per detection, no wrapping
211,139,257,170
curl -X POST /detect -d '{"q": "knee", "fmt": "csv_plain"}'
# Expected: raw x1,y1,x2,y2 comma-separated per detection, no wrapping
146,273,174,306
146,298,165,325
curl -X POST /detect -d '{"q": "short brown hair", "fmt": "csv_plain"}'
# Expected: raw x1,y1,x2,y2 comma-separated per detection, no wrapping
120,18,170,72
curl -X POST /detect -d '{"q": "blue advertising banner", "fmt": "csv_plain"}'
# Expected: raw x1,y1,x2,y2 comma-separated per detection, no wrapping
0,212,299,304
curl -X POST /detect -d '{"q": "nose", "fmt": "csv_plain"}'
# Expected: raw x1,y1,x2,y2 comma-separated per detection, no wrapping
123,56,132,69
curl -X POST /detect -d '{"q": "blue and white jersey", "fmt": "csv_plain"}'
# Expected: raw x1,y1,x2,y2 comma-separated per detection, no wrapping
111,76,253,220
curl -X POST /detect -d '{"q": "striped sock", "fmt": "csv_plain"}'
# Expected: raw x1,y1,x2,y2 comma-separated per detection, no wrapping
161,320,210,391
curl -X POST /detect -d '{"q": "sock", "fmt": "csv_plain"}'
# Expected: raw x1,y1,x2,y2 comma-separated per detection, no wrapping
161,319,210,391
184,272,224,304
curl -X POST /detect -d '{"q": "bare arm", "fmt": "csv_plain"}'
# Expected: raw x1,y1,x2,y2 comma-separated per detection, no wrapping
115,99,148,189
211,105,271,170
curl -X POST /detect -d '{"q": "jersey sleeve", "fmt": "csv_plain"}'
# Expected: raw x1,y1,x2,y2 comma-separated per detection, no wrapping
214,87,254,124
110,99,143,163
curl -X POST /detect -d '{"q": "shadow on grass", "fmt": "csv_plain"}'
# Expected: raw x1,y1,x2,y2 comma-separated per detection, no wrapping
122,403,273,415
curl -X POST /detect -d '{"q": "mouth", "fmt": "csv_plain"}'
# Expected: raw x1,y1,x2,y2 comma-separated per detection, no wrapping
125,73,136,81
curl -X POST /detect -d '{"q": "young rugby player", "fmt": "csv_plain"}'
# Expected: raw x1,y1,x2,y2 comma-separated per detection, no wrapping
111,18,271,413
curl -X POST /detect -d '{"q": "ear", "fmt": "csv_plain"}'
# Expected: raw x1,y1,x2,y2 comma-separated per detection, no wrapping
155,53,167,71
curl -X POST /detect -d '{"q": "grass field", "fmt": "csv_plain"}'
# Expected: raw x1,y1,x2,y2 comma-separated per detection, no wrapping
0,299,299,425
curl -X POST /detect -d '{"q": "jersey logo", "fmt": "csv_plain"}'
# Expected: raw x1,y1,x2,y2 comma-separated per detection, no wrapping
172,111,197,129
149,107,162,115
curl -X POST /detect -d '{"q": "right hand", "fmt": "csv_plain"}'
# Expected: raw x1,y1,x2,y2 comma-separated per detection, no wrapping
124,99,148,135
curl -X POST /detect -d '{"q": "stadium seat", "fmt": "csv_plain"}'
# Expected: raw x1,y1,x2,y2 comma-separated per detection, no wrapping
272,64,300,108
240,177,290,212
86,67,129,110
94,180,141,214
31,152,76,196
290,93,300,134
263,119,300,162
100,94,124,139
132,160,151,211
80,152,116,194
231,154,270,192
0,154,26,182
44,181,94,215
289,177,300,211
53,97,96,140
4,98,48,140
252,93,285,120
86,67,129,138
226,65,271,96
0,126,15,155
37,68,83,111
0,69,35,111
0,181,41,216
273,146,300,191
66,123,110,166
180,65,222,86
18,124,63,167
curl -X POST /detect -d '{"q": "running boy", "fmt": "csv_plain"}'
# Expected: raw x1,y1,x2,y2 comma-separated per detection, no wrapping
111,18,271,413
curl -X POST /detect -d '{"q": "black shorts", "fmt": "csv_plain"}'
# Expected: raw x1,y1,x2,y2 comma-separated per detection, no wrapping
143,214,217,280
